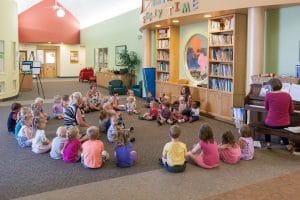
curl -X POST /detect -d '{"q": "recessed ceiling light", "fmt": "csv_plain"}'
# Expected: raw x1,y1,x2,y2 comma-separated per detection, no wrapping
204,14,212,18
155,24,161,28
48,42,51,44
172,19,179,23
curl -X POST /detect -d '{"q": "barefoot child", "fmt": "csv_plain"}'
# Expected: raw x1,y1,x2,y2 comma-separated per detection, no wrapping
50,126,67,159
239,125,254,160
32,118,51,154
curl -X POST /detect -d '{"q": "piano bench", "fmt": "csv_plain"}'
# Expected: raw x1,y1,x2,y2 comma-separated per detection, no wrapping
249,122,300,143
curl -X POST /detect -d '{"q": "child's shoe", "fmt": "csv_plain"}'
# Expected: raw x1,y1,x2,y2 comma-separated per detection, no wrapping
130,137,136,143
158,158,164,166
138,116,144,120
157,120,162,126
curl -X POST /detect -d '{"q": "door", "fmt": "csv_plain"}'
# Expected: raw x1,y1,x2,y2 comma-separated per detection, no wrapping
43,50,57,78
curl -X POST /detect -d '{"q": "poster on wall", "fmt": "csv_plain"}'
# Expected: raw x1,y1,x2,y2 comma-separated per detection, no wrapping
0,40,4,72
115,45,126,66
185,34,208,83
70,51,79,64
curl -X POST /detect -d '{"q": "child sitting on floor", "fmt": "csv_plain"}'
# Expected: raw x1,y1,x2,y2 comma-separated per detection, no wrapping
144,92,155,108
188,101,201,123
160,125,187,173
239,125,254,160
50,126,67,159
81,126,109,169
7,102,22,134
62,126,82,163
157,102,173,125
62,94,70,110
16,114,34,148
52,95,64,119
127,96,138,114
15,107,31,138
32,118,51,154
111,92,126,111
32,97,48,120
187,124,219,169
99,109,109,133
171,101,184,124
107,112,120,143
219,131,241,164
139,101,158,120
127,89,136,103
115,129,137,168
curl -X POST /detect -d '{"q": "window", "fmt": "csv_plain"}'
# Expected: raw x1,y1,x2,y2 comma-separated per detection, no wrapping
0,40,4,72
94,48,108,71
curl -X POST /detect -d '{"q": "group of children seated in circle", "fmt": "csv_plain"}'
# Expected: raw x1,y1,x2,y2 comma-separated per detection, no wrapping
6,84,254,172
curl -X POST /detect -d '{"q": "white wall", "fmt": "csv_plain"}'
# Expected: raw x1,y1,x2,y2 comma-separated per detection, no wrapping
19,43,86,77
59,45,85,77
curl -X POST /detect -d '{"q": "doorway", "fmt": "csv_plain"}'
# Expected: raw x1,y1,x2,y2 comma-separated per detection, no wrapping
42,49,57,78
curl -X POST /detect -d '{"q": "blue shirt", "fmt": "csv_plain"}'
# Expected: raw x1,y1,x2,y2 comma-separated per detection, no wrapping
115,143,133,167
14,120,22,137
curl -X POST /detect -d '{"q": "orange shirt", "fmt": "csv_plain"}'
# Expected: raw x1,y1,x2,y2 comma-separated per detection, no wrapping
82,140,104,168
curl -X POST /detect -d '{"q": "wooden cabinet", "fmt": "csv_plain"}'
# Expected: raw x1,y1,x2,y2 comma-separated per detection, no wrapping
96,71,130,89
156,26,179,83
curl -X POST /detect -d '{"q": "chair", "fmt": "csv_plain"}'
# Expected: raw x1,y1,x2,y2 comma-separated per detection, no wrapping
132,80,143,98
79,68,96,82
108,80,127,95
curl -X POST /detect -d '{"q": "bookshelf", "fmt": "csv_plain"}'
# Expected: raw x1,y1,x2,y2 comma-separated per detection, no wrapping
207,14,247,120
156,26,179,83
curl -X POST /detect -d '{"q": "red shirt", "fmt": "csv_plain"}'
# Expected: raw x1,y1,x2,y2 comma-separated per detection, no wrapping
150,108,158,118
265,92,294,127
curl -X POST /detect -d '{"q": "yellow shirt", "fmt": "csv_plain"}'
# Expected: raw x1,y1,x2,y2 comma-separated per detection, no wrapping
163,141,187,166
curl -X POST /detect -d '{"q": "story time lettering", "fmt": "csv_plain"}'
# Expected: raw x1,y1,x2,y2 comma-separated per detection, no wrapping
143,0,199,24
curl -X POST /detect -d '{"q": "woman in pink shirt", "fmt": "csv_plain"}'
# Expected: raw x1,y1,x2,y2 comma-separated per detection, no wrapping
187,124,219,169
264,78,294,150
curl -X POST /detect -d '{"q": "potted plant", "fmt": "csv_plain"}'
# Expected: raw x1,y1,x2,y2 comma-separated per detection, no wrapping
119,49,140,87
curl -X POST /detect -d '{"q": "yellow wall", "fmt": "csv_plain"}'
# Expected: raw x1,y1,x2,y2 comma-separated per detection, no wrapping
0,0,19,100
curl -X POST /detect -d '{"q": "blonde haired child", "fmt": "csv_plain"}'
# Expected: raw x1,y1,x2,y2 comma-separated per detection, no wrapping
32,97,48,120
32,118,51,154
107,112,119,143
62,126,81,163
139,101,158,120
52,95,64,119
126,96,138,114
99,109,109,133
239,125,254,160
17,114,33,148
50,126,67,159
187,124,219,169
15,107,31,137
219,131,241,164
160,125,187,173
115,129,137,167
81,126,109,169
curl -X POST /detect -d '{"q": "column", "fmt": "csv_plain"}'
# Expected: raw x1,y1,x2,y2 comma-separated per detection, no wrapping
142,28,151,68
246,7,265,92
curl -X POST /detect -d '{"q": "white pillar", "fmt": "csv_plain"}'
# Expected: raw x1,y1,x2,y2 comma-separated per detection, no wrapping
142,28,151,68
246,7,265,92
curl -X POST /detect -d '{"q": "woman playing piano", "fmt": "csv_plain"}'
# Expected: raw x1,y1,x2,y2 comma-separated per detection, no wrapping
264,78,294,150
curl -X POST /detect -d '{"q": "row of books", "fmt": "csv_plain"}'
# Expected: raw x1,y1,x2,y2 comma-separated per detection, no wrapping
210,17,235,32
157,40,169,49
210,78,233,92
157,62,169,71
211,48,233,62
157,73,170,82
158,28,170,38
157,51,169,61
210,34,233,46
211,64,233,77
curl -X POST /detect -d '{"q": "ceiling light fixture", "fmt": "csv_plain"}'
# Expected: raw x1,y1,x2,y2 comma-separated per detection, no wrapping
155,24,161,28
56,7,65,18
172,19,180,23
204,14,212,18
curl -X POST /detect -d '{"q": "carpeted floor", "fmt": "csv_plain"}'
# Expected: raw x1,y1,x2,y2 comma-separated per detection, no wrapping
0,79,299,200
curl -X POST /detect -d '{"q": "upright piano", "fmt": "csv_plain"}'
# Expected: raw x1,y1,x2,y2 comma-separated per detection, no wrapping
244,84,300,126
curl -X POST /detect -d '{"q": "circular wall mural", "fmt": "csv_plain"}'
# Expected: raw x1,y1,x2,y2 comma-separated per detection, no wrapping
185,34,208,84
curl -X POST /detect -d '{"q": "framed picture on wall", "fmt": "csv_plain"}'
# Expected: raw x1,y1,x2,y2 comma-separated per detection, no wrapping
70,51,79,64
115,45,126,66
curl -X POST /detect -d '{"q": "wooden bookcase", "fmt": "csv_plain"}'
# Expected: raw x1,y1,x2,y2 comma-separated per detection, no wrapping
156,26,179,83
207,14,247,120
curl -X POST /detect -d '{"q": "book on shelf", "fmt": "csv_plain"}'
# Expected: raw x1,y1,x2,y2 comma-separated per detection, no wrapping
210,17,234,32
210,78,233,92
157,51,169,60
210,34,233,46
158,40,169,49
157,73,169,82
210,21,220,32
211,63,233,77
211,48,233,62
158,62,169,72
158,28,170,38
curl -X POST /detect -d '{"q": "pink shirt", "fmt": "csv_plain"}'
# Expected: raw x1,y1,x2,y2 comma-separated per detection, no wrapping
62,139,81,163
199,140,219,166
219,145,241,164
265,92,294,127
82,140,104,168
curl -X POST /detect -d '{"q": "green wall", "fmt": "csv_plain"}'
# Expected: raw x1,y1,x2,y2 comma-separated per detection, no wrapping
179,21,208,84
265,5,300,76
80,8,143,82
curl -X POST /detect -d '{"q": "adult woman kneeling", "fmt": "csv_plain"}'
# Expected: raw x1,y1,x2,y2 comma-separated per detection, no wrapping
264,78,294,150
64,92,90,135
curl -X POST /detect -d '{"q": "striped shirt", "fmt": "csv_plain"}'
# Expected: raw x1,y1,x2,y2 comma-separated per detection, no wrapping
64,104,79,127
